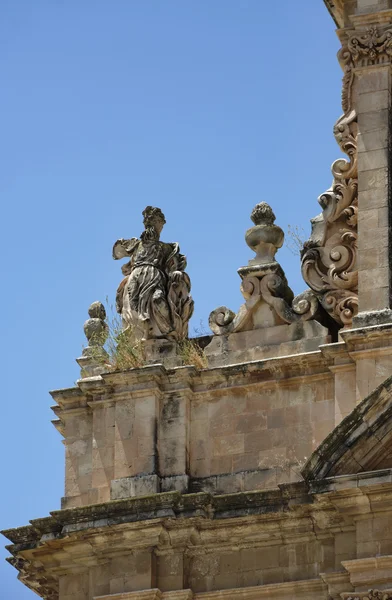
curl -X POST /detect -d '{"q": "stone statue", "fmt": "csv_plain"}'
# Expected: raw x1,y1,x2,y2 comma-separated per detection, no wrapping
113,206,194,341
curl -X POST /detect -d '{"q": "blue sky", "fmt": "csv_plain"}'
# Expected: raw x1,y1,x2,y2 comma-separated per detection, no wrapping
0,1,341,596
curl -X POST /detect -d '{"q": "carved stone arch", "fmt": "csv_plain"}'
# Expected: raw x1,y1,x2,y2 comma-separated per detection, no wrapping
302,374,392,481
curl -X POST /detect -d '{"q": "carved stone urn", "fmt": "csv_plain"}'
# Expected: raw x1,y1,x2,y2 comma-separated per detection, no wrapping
245,202,284,266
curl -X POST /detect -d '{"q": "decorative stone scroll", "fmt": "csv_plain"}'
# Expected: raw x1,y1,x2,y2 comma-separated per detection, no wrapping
302,25,392,329
209,202,321,335
113,206,194,341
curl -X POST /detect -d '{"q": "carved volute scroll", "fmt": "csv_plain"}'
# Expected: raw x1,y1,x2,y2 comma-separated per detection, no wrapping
113,206,194,342
302,25,392,329
209,202,322,335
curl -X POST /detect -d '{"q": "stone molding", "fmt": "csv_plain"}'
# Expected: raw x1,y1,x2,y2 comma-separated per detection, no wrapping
342,556,392,590
95,592,194,600
51,351,333,415
95,580,327,600
5,476,392,599
341,590,392,600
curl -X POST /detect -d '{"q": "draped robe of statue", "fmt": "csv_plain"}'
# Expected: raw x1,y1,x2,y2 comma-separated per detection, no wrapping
113,212,194,341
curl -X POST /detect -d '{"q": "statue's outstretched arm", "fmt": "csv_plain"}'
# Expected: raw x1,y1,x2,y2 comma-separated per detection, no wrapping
112,238,139,260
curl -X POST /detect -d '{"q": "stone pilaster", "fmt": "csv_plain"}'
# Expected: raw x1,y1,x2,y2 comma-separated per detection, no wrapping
347,2,392,325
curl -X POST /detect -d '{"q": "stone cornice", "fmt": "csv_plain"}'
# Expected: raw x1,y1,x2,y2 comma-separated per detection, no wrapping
95,580,328,600
50,350,334,436
324,0,345,29
342,556,392,589
4,477,392,599
340,322,392,352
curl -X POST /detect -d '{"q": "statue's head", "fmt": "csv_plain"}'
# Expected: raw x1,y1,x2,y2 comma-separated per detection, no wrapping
142,206,166,237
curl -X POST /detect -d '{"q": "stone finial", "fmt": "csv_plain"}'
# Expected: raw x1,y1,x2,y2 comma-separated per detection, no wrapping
209,202,321,335
113,206,194,342
76,301,109,379
250,201,276,225
83,301,108,347
246,202,284,266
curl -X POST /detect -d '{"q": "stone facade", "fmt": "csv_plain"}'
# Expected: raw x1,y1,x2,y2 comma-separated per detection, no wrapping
4,1,392,599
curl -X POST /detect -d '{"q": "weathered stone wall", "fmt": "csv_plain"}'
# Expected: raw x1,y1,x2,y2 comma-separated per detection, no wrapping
54,348,336,509
54,323,392,510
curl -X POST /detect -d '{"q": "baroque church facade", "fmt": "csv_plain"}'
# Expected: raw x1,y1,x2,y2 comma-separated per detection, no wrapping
4,1,392,598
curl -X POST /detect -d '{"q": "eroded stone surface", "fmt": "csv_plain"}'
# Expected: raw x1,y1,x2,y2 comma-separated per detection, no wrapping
209,202,327,337
113,207,194,342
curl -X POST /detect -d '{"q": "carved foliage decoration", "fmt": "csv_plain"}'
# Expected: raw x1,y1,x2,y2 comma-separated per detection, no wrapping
302,25,392,329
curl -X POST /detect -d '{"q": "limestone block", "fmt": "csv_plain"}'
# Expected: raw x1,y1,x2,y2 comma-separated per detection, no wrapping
357,0,390,12
160,475,189,493
159,437,187,477
59,572,89,599
356,70,389,95
157,553,183,592
359,108,389,133
359,288,390,313
205,322,330,367
216,472,243,494
358,148,388,171
243,468,277,490
357,129,388,152
213,434,245,457
359,267,390,293
358,226,388,250
232,452,261,472
115,400,135,441
357,90,389,113
335,368,356,422
92,446,114,472
357,245,388,270
358,167,388,192
114,438,137,478
111,474,159,499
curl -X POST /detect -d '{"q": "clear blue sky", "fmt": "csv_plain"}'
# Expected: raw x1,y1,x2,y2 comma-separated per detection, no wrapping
0,1,341,596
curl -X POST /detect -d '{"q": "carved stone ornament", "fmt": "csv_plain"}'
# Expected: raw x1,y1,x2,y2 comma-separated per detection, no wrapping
343,590,392,600
209,202,322,335
83,301,108,347
77,301,109,379
302,25,392,329
301,48,360,330
113,206,194,341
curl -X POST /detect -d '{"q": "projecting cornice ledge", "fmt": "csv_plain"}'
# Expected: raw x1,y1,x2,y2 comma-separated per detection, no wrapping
324,0,345,28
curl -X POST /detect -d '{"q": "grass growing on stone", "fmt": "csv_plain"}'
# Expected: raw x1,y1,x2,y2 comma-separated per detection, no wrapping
104,305,146,370
88,301,208,372
178,338,208,369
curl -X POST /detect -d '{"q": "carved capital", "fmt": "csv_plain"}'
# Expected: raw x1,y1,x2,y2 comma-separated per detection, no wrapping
339,26,392,112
